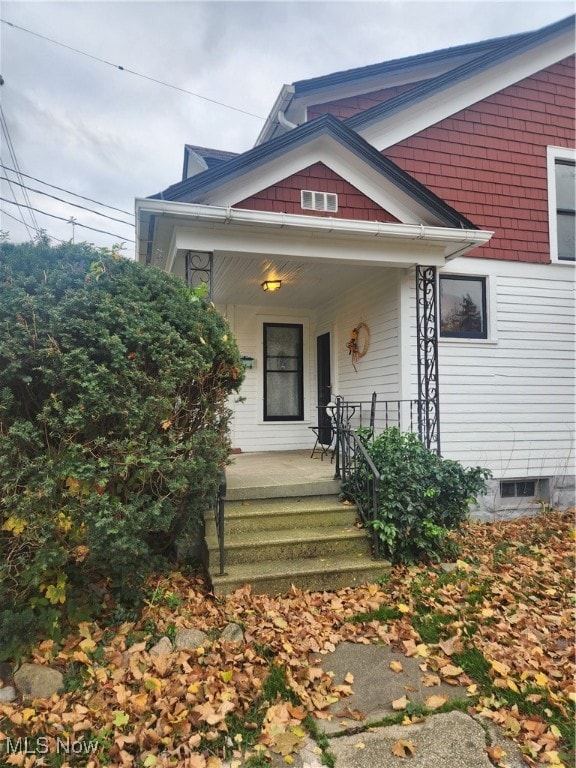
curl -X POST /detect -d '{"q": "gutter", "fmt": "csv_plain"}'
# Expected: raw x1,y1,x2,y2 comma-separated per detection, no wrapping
135,199,493,257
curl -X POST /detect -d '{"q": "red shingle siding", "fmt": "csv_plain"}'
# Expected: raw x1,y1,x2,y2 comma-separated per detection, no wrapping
234,162,400,222
307,82,423,121
382,58,575,262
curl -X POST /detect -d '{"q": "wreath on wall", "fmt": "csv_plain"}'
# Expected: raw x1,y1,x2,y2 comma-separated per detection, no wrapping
346,322,370,371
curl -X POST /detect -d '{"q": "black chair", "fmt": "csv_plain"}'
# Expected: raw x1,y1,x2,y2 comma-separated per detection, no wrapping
309,403,336,461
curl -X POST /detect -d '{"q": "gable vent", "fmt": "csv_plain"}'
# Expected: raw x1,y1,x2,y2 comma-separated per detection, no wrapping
301,190,338,213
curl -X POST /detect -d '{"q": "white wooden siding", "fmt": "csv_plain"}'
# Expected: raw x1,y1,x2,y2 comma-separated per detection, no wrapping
425,259,574,479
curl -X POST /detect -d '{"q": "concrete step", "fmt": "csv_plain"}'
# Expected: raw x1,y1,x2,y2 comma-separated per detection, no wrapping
206,525,370,568
209,554,391,596
225,478,341,501
205,495,357,536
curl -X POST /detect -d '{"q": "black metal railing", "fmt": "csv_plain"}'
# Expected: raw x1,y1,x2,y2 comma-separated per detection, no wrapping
213,471,226,575
331,393,433,558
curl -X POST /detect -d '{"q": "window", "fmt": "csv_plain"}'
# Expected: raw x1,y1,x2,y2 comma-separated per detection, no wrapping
263,323,304,421
500,478,549,501
547,146,575,262
439,275,487,339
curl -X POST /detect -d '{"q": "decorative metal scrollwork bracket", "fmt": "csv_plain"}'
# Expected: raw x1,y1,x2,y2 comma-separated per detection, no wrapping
416,265,441,454
185,250,213,300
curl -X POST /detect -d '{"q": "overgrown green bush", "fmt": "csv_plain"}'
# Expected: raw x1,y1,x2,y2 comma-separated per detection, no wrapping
343,428,491,564
0,240,243,655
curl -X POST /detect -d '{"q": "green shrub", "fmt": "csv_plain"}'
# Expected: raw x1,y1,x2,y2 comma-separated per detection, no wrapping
343,428,490,564
0,240,243,653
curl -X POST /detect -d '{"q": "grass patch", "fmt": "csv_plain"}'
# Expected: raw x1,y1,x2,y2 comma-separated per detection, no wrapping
304,715,336,767
412,611,453,643
453,647,492,687
453,647,575,760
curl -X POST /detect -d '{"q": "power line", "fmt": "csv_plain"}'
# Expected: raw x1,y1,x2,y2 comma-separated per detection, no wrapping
0,166,35,239
0,206,66,242
0,164,133,216
0,106,41,233
1,18,266,121
0,176,134,227
0,197,135,242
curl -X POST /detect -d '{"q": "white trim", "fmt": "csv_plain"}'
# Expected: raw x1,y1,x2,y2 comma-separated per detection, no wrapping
136,198,493,272
358,31,574,150
546,145,576,265
398,269,414,400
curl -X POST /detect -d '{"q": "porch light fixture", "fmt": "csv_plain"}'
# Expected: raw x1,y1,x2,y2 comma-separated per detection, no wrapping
261,279,282,292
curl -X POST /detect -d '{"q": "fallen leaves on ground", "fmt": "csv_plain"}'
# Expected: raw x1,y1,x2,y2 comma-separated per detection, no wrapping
391,738,416,758
0,511,573,767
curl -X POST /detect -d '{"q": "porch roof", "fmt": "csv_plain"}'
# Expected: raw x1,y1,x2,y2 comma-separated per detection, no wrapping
135,199,493,277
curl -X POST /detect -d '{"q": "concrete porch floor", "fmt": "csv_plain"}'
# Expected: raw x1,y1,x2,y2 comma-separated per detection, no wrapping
225,450,340,500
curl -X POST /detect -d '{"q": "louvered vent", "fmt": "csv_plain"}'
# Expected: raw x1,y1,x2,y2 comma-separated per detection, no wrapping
301,190,338,213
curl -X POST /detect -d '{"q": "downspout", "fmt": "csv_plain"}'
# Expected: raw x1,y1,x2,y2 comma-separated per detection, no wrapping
277,110,298,130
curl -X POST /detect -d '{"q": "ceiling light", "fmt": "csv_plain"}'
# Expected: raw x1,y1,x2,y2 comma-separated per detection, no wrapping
261,280,282,292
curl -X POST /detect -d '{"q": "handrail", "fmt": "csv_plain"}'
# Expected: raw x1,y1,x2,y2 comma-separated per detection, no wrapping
332,396,383,558
214,471,226,575
343,428,382,558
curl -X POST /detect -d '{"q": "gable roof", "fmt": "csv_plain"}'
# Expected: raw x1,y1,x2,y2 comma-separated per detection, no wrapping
346,14,575,135
291,27,534,97
151,113,476,229
182,145,239,180
256,14,575,146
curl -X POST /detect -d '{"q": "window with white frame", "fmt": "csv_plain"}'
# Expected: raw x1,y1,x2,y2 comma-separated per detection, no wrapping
547,146,575,263
439,275,487,339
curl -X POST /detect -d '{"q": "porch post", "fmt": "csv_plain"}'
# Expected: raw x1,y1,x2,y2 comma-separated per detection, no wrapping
185,250,214,300
415,265,441,454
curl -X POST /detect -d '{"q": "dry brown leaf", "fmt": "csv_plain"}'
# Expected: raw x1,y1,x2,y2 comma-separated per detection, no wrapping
391,739,416,758
270,730,302,756
392,695,409,711
389,660,404,673
425,694,448,709
440,664,463,678
486,745,506,761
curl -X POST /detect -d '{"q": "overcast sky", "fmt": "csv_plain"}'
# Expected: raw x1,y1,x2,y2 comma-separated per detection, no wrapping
1,0,573,258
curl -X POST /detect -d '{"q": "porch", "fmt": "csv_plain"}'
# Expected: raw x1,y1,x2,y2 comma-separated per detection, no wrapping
206,445,391,596
226,449,339,500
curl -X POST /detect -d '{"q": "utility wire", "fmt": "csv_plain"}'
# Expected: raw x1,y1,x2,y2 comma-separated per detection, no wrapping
0,164,133,215
0,106,41,233
0,176,134,227
0,197,135,242
0,165,35,239
0,145,36,238
0,206,66,242
1,18,266,120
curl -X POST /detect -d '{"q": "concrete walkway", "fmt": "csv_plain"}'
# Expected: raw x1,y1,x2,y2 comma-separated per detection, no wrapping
265,641,526,768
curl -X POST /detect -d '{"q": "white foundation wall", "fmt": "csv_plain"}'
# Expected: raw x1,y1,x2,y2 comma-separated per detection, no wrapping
405,259,575,512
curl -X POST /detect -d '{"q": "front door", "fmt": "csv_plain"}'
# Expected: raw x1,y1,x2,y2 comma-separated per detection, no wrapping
263,323,304,421
316,332,332,444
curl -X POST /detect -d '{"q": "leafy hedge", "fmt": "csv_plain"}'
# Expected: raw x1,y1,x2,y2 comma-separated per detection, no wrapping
0,240,243,653
343,428,491,564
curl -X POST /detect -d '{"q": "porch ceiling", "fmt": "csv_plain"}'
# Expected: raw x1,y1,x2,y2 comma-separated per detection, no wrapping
212,251,389,308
